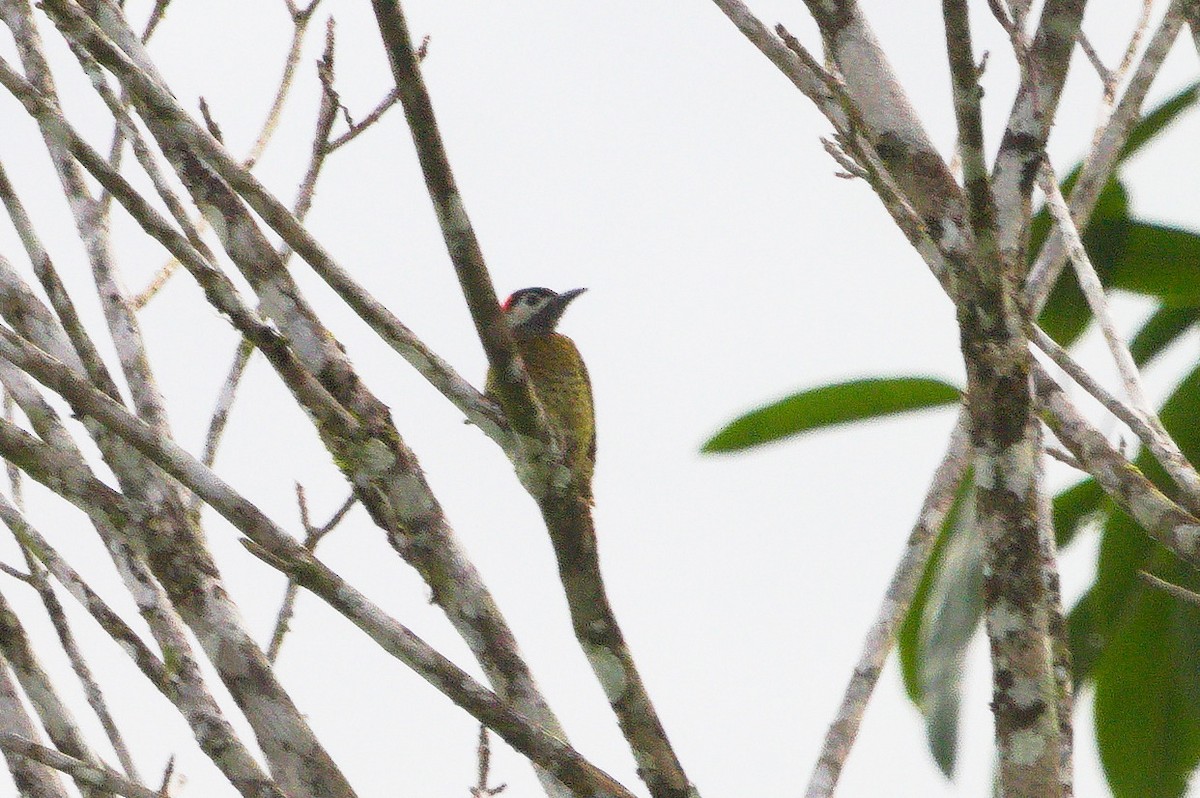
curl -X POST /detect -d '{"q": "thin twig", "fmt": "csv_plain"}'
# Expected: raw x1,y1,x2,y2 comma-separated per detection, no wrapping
470,725,507,798
1037,163,1147,409
0,560,30,580
66,34,217,266
1140,570,1200,607
1037,162,1200,511
326,87,401,151
3,389,21,508
133,0,324,305
1110,1,1155,98
199,338,254,471
0,735,161,798
371,4,690,794
805,413,971,797
1045,445,1084,471
1035,367,1200,569
156,756,176,797
21,549,140,780
266,487,356,662
141,0,172,42
1025,0,1190,311
198,96,224,141
1189,2,1200,56
820,137,868,179
1076,32,1113,89
1032,324,1200,518
246,0,325,168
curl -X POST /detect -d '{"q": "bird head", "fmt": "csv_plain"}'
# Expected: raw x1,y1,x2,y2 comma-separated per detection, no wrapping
501,287,586,338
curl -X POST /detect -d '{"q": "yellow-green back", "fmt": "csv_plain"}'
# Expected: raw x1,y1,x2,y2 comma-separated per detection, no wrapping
487,333,595,499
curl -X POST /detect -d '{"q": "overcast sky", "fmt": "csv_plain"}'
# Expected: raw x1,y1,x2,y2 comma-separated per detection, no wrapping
1,1,1199,796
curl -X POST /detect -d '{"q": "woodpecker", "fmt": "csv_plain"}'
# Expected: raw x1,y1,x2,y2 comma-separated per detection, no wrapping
488,287,595,501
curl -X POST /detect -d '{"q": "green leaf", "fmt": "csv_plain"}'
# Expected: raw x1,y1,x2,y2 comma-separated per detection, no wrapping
1108,223,1200,305
1082,364,1200,794
1069,588,1104,689
1052,477,1106,547
899,471,973,704
1036,267,1092,346
701,377,961,453
1130,307,1199,366
1095,559,1200,798
1035,180,1130,346
898,475,982,777
1071,508,1154,686
1032,80,1198,341
1121,81,1199,160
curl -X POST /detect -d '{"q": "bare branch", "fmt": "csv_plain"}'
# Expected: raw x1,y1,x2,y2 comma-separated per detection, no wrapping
0,492,285,798
140,0,172,42
1105,1,1156,104
1075,32,1113,90
2,0,171,438
134,0,324,304
0,378,633,798
243,0,321,169
820,137,868,179
369,1,550,462
369,5,691,796
326,87,401,151
805,413,971,798
943,2,1062,792
0,735,160,798
1140,570,1200,607
470,725,507,798
990,0,1087,261
1037,163,1200,511
199,338,255,471
20,551,140,780
0,161,125,408
1044,445,1083,471
266,487,356,662
1035,368,1200,569
0,719,70,798
0,589,113,798
1025,0,1191,311
39,9,506,443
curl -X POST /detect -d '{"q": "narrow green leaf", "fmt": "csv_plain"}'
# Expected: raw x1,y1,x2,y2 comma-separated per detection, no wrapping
1036,267,1092,346
1052,477,1106,547
899,471,973,704
1030,80,1196,343
1095,561,1200,798
1130,307,1198,366
701,377,961,453
1071,508,1153,686
1069,588,1102,689
1083,364,1200,794
898,474,982,778
1121,81,1199,160
1108,223,1200,305
1035,180,1130,345
919,510,983,777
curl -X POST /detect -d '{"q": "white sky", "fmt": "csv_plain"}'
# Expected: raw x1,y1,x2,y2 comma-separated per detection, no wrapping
1,1,1199,796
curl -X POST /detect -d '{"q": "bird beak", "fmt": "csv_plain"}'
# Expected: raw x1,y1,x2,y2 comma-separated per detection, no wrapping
541,287,586,330
559,287,587,305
